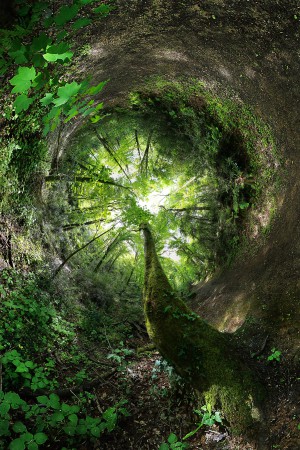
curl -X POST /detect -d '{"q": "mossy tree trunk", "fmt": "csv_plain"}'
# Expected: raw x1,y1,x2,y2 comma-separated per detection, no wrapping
140,223,264,433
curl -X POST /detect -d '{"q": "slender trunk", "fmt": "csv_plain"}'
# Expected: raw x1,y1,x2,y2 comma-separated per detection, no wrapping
53,227,113,277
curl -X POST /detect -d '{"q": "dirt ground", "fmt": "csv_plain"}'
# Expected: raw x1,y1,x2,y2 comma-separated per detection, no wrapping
55,1,300,448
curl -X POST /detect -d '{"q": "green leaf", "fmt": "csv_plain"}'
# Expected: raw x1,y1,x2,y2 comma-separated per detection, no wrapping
56,30,68,42
48,393,60,409
80,0,98,4
9,67,36,94
9,439,25,450
90,115,102,123
214,411,222,423
36,395,49,405
91,426,101,438
87,81,107,96
54,5,80,26
13,422,27,433
76,423,88,434
8,46,28,64
43,51,73,62
53,82,82,106
4,392,22,406
31,33,51,52
34,432,48,445
50,411,64,423
168,434,177,444
27,443,38,450
40,93,54,106
68,414,78,425
72,18,92,30
64,107,79,123
159,444,169,450
63,424,76,436
15,363,29,373
22,432,33,443
25,361,35,368
0,402,10,417
61,403,72,413
93,4,111,16
0,419,10,436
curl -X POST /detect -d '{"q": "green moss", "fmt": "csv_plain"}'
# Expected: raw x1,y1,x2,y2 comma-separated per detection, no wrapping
140,222,264,433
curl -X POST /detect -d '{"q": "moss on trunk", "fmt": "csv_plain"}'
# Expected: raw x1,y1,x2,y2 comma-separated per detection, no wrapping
140,223,264,433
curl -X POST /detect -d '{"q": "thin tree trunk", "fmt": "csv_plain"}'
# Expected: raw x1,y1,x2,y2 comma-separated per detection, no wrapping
94,130,131,182
93,232,122,272
53,227,113,278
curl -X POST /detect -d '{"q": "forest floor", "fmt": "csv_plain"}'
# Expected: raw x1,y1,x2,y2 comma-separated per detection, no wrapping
57,328,299,450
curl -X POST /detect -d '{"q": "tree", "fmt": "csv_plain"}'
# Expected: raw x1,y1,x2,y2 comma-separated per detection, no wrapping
139,223,263,433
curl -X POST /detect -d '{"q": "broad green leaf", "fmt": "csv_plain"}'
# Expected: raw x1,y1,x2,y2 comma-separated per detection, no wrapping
168,433,177,444
25,360,35,368
76,423,87,434
48,393,60,409
36,395,49,405
0,402,10,416
72,18,92,30
53,82,82,106
51,411,64,423
80,0,98,4
40,93,54,106
61,403,72,413
0,418,10,436
21,432,33,443
43,51,73,62
8,46,27,64
27,443,38,450
159,444,169,450
214,411,222,423
68,414,78,425
90,115,102,123
90,426,101,438
4,392,22,406
31,33,51,52
82,106,96,117
87,81,107,95
9,66,36,94
34,432,48,445
54,5,80,26
63,424,76,436
93,4,111,16
46,106,62,120
56,30,68,42
32,53,46,68
9,439,25,450
15,363,29,373
32,73,45,90
64,107,79,123
43,42,73,62
13,422,27,433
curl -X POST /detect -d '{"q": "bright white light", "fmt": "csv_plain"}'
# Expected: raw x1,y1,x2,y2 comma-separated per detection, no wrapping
138,187,171,214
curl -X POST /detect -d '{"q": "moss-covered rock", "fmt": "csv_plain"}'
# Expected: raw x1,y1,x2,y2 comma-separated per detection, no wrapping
140,222,264,433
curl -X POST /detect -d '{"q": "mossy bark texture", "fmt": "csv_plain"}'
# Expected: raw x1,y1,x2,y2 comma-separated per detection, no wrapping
140,223,263,433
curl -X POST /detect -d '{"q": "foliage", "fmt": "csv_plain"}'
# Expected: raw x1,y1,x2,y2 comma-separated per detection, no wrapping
0,390,129,450
182,404,222,441
107,341,135,367
0,0,111,215
159,433,189,449
267,348,281,362
1,0,110,133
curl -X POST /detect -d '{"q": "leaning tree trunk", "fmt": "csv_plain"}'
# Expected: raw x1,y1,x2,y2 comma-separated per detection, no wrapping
140,223,264,434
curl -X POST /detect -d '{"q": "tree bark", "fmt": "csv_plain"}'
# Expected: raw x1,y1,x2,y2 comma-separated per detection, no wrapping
140,223,264,433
